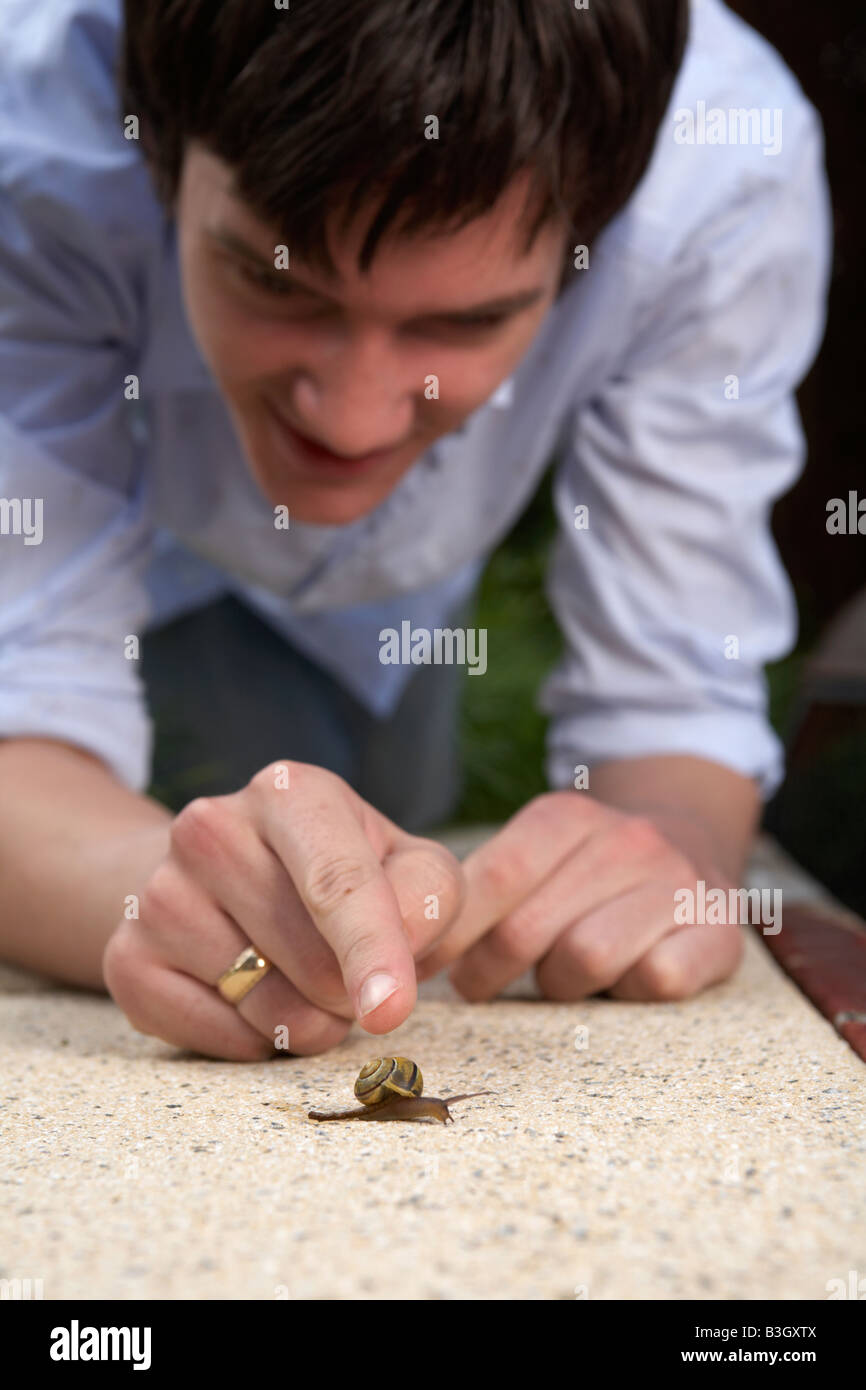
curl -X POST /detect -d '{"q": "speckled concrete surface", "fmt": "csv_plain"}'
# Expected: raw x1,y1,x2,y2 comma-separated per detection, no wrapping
0,833,864,1300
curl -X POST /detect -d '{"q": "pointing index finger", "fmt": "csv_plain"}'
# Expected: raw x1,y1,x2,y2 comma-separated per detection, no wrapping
256,770,416,1031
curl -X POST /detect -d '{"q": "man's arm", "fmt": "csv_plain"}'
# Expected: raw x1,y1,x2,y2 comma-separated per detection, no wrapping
540,101,833,816
418,105,831,1001
0,417,163,990
0,738,170,988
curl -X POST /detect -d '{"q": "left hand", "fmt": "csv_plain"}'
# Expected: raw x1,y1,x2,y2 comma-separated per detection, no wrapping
416,791,744,1001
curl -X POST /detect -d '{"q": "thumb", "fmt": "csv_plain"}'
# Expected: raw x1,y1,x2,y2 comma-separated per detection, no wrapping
381,839,465,957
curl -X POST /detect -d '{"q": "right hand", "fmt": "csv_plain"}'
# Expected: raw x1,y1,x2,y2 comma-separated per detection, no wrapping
103,761,465,1060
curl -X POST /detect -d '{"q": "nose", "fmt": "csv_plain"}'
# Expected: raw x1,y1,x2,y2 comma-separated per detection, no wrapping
289,331,413,458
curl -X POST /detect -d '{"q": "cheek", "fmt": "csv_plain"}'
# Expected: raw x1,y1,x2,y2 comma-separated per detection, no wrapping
431,333,535,416
184,285,295,388
213,320,294,388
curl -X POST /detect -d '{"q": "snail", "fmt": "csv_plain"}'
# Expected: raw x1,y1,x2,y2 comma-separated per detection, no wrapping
308,1056,492,1125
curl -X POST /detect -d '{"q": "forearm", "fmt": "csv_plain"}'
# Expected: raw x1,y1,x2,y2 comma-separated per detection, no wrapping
589,754,761,884
0,738,171,989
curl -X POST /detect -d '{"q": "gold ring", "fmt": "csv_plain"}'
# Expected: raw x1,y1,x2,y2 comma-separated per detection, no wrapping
216,944,272,1005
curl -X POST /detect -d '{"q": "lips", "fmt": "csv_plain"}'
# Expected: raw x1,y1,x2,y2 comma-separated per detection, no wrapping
267,400,396,472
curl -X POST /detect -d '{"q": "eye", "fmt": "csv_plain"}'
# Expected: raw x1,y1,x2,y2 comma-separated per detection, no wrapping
236,261,297,297
455,314,509,331
416,313,509,337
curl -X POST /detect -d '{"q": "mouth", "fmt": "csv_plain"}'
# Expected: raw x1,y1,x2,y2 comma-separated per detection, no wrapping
265,400,400,475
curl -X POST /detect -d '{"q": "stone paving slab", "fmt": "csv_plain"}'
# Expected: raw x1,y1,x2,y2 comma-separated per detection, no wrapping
0,833,864,1300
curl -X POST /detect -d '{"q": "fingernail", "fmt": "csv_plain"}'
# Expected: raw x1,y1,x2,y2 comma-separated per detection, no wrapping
358,972,399,1018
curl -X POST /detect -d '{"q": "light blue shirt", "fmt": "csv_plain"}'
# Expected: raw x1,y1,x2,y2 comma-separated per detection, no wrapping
0,0,833,797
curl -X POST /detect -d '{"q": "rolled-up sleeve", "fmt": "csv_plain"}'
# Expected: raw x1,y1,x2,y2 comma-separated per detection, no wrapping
0,138,156,788
540,109,833,801
0,414,154,788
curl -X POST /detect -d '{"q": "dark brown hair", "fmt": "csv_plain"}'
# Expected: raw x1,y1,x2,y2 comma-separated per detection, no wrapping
120,0,688,281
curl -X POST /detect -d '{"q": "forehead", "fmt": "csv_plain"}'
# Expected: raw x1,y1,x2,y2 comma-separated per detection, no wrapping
183,143,565,304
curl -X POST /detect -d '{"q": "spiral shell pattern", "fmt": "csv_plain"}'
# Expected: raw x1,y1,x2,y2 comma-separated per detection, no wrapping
354,1056,423,1106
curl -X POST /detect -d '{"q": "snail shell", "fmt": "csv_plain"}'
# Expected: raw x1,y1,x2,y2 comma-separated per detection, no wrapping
354,1056,422,1106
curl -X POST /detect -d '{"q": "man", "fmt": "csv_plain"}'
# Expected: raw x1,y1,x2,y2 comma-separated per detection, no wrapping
0,0,832,1059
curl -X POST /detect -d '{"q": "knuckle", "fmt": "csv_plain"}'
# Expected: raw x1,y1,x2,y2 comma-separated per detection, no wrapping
171,795,232,856
570,933,619,985
410,840,464,911
621,814,658,846
530,789,600,830
138,861,183,927
284,1011,352,1057
302,853,376,917
620,815,665,856
478,849,526,904
519,792,571,840
104,921,139,979
251,758,304,792
494,913,538,965
123,1007,156,1039
636,954,693,1001
710,920,745,969
102,926,130,991
411,836,459,876
103,939,153,1034
251,761,285,792
236,1036,277,1063
254,759,335,793
535,789,580,820
525,790,563,821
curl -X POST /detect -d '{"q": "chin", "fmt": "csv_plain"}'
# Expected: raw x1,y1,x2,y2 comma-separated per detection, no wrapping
255,474,393,526
248,447,415,525
288,493,384,525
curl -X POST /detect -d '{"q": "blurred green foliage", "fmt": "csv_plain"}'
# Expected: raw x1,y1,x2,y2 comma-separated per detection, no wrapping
454,469,561,824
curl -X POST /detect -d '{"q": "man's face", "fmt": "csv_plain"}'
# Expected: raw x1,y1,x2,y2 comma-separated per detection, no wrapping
176,144,567,524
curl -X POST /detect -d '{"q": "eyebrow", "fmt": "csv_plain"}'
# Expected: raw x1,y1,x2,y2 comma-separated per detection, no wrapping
206,226,547,320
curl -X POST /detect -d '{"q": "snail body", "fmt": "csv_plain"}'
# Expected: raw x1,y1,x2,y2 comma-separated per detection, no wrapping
308,1056,491,1125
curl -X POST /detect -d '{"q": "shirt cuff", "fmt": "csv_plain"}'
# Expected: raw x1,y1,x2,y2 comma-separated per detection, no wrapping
0,687,153,792
545,709,786,802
